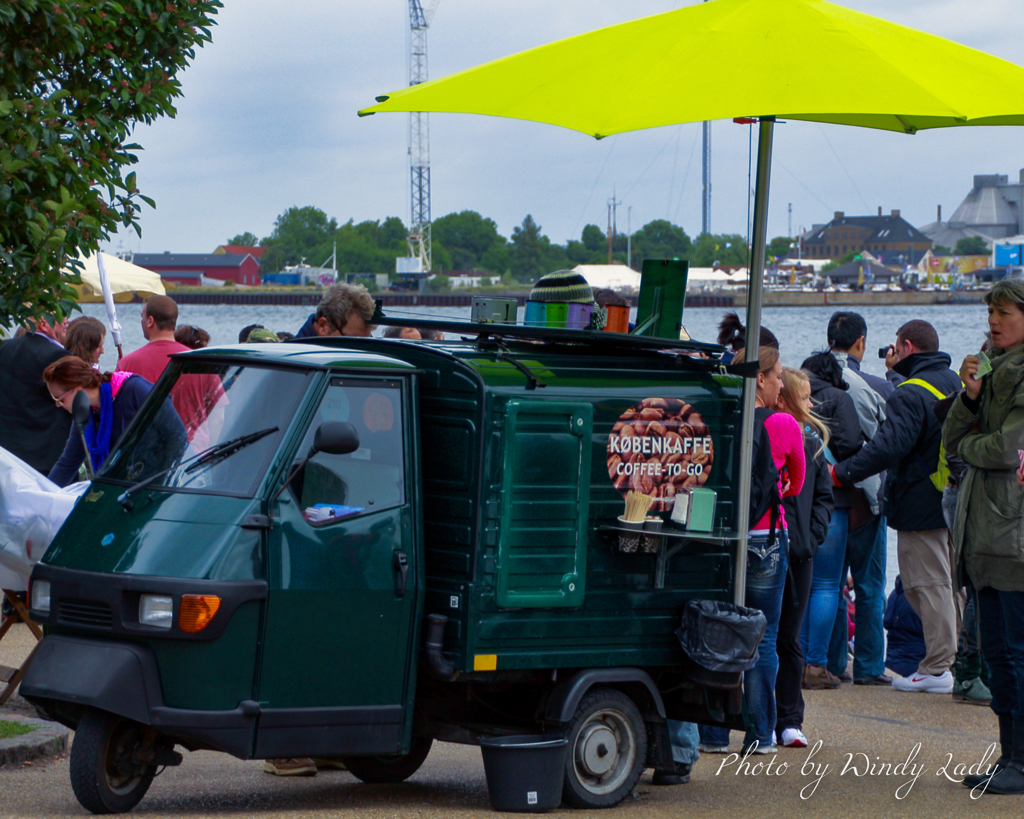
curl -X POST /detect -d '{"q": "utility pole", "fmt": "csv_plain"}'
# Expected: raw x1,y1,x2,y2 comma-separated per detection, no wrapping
627,206,632,270
788,202,792,239
607,192,622,264
407,1,435,273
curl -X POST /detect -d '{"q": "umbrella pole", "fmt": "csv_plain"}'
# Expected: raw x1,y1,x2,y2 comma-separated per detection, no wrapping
733,117,775,606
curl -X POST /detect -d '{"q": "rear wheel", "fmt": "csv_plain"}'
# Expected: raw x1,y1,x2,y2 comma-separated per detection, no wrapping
70,709,156,814
342,737,433,783
562,688,646,809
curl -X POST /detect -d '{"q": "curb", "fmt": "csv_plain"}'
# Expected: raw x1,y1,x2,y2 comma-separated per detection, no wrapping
0,715,70,767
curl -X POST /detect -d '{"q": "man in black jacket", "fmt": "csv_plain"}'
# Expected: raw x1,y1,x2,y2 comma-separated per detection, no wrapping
0,316,72,474
833,320,962,694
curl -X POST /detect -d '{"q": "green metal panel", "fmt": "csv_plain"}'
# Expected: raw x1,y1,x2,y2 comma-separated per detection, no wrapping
495,400,592,608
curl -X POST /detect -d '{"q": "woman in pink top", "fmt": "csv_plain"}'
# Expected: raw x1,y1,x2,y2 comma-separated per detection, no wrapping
699,345,805,756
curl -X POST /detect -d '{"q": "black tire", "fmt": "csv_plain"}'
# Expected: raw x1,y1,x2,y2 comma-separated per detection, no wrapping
562,687,647,809
70,709,156,815
342,737,433,784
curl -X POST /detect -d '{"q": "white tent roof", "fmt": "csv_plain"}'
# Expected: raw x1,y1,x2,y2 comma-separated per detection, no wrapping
688,267,749,283
573,264,641,291
67,252,166,303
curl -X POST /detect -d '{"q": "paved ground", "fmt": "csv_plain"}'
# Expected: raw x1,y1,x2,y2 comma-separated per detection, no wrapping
3,622,1022,818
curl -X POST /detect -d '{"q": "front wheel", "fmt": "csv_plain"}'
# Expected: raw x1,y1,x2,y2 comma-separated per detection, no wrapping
562,687,647,809
342,737,433,784
70,709,156,814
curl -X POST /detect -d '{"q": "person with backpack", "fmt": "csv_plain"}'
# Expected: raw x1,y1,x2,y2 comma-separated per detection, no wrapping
698,346,805,756
944,280,1024,795
832,320,961,694
798,352,866,690
774,367,834,749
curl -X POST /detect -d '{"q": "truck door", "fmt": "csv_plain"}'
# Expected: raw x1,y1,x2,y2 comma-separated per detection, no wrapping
255,376,420,759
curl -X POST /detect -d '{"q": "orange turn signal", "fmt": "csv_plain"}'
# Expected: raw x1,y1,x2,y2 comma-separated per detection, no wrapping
179,595,221,633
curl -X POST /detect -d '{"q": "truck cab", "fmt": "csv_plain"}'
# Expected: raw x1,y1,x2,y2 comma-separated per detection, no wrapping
23,321,749,813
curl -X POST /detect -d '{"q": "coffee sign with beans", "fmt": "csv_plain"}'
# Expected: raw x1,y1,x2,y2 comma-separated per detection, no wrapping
606,398,714,512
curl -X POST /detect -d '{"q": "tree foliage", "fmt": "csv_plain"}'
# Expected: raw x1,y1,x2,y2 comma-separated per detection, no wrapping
954,236,989,256
226,232,259,247
0,0,222,328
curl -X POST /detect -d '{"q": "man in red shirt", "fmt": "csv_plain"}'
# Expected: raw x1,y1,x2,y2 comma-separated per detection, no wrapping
116,296,222,443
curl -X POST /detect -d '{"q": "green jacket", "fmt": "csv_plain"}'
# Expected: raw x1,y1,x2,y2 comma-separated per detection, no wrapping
943,345,1024,591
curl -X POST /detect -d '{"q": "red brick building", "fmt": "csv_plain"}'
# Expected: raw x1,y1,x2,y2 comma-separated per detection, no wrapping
802,209,932,266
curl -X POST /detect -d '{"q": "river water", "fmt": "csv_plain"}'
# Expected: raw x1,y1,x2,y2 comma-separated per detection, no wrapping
81,299,990,615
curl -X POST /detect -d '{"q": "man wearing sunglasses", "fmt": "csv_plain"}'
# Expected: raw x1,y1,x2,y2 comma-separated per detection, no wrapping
294,282,376,339
0,314,72,475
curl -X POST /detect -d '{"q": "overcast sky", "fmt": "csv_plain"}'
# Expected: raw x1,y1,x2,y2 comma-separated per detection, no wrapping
104,0,1024,259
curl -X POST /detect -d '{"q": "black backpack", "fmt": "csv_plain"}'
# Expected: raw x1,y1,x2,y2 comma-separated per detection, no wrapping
748,407,782,546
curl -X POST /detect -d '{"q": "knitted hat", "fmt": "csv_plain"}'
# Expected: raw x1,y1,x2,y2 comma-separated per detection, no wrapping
528,269,594,304
245,328,281,343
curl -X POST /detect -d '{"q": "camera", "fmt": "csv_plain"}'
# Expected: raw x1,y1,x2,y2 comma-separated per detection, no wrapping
878,346,892,359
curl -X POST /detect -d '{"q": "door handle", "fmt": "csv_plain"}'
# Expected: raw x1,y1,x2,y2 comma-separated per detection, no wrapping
393,550,409,598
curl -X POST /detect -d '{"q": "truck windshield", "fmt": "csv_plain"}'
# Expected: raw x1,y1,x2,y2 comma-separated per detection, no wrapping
99,362,308,496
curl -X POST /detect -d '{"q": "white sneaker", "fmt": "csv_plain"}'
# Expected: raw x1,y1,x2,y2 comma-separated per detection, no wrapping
745,740,778,755
698,743,731,753
780,727,808,748
892,670,954,694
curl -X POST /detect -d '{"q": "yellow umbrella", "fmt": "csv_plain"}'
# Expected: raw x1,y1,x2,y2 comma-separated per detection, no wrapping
67,251,165,305
359,0,1024,600
361,0,1024,135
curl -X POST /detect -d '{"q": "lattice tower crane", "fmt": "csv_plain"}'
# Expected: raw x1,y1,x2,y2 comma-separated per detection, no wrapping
408,1,439,272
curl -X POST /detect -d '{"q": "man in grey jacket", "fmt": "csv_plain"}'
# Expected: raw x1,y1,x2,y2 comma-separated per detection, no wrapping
826,312,890,685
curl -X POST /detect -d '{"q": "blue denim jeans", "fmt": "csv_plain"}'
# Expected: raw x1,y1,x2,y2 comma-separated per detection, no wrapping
801,509,847,667
667,721,700,766
976,587,1024,721
844,514,888,679
700,529,789,751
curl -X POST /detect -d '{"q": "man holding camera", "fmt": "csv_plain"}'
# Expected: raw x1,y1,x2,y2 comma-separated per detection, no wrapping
832,320,962,693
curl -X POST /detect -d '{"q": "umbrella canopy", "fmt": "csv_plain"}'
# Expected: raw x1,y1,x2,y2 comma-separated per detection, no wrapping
361,0,1024,135
67,252,166,304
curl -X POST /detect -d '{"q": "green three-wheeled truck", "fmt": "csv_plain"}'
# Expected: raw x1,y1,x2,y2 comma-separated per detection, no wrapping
22,308,754,813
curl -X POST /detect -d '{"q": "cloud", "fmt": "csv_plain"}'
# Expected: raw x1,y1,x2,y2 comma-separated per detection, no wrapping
104,0,1024,259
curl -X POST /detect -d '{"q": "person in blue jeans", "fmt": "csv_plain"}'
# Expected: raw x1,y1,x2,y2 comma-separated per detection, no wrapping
654,721,700,785
801,510,847,688
701,530,790,753
699,346,803,754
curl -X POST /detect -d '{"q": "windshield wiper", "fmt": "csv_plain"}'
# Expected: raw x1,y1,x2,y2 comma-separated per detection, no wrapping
117,426,279,510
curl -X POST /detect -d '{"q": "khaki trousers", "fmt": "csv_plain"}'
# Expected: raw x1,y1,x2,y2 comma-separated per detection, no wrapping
896,528,959,676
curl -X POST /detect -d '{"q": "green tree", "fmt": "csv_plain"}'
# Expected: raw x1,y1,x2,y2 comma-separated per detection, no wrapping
0,0,222,328
954,236,989,256
932,244,952,256
261,206,338,274
631,220,692,266
766,236,794,261
226,232,259,247
509,215,546,282
426,273,451,293
432,210,506,270
581,224,606,253
690,232,748,267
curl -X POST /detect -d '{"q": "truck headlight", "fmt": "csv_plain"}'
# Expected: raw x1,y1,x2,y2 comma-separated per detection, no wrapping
31,580,51,615
139,594,174,629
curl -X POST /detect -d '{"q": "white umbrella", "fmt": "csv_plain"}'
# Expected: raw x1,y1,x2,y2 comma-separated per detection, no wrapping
97,252,124,359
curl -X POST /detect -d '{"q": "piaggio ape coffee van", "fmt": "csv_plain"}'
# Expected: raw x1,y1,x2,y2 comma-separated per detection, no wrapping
22,303,755,813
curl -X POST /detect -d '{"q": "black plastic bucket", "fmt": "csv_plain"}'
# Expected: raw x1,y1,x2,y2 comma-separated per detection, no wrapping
479,734,568,813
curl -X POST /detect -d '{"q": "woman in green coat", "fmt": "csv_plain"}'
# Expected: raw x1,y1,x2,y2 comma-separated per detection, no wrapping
943,279,1024,796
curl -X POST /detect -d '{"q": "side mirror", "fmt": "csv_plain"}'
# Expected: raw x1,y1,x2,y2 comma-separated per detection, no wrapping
72,389,91,430
270,421,360,511
310,421,360,457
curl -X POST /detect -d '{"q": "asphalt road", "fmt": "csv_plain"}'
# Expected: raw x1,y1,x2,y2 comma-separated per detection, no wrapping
2,623,1022,818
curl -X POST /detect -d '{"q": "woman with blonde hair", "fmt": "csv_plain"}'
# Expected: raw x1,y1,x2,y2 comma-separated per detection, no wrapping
774,367,834,749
